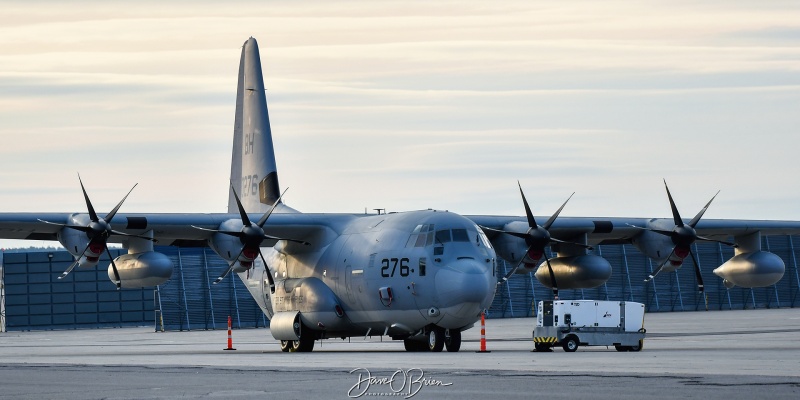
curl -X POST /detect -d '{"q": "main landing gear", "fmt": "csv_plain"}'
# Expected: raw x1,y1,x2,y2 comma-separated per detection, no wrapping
279,336,315,352
403,327,462,352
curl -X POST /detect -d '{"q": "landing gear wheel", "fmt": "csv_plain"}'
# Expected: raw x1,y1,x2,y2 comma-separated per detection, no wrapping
295,334,315,352
280,340,293,352
562,336,579,352
535,343,552,352
404,339,428,352
427,327,445,352
444,329,462,352
629,340,643,352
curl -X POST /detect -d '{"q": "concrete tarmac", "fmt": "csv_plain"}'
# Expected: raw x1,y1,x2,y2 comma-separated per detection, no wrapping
1,308,799,399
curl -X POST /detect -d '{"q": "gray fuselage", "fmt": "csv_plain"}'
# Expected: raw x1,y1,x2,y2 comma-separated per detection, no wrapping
239,209,497,339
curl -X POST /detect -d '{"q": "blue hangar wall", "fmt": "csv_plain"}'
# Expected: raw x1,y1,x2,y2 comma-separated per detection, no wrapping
1,247,266,332
2,236,800,331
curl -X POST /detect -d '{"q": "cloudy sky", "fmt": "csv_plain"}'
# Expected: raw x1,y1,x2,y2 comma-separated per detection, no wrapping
1,0,800,248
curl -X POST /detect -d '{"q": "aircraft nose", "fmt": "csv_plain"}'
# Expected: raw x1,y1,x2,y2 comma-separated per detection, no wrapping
434,258,494,307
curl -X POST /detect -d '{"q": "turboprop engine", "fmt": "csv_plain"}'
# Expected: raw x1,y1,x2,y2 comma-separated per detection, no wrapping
57,214,102,269
485,183,613,294
44,177,163,288
197,187,308,285
207,220,256,272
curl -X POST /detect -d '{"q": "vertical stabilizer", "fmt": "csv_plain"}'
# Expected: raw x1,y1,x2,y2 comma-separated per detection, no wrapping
228,37,281,213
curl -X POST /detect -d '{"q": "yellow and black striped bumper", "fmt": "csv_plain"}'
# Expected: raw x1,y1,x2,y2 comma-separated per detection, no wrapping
533,336,558,344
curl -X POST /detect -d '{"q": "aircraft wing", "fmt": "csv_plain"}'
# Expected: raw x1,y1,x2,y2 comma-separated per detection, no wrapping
468,215,800,245
0,212,352,248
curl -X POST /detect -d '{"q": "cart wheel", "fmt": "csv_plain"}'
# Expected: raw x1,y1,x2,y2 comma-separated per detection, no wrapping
629,339,643,352
562,336,579,352
614,345,629,352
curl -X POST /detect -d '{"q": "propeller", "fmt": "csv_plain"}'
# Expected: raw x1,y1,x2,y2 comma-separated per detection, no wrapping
38,175,154,289
631,180,737,292
193,186,309,286
483,182,592,299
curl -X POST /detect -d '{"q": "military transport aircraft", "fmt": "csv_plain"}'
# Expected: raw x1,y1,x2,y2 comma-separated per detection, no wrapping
0,37,797,352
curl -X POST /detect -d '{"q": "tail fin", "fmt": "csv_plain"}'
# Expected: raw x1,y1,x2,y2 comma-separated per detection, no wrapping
228,37,281,214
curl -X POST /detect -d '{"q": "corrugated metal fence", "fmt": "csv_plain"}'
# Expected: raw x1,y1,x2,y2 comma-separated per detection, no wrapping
488,235,800,318
2,235,800,331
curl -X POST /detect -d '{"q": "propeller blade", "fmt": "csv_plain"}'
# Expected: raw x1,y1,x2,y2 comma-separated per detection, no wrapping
105,245,121,289
105,183,138,223
108,230,158,242
214,246,246,284
696,235,737,248
58,241,94,280
542,192,575,230
644,247,676,282
625,223,673,237
58,259,81,280
262,234,310,246
688,248,709,310
518,181,538,229
257,188,289,228
688,247,704,293
214,262,237,285
688,191,719,228
500,246,530,283
548,237,594,251
190,226,245,238
478,226,529,240
258,250,276,293
230,185,252,227
663,180,684,227
38,219,94,233
543,254,558,300
78,174,99,222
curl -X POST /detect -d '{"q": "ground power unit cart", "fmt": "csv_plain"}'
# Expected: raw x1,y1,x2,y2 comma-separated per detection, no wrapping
533,300,646,352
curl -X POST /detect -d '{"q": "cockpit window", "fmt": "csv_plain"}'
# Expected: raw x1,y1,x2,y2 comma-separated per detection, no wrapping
478,229,493,249
407,224,436,248
451,228,469,242
435,230,451,244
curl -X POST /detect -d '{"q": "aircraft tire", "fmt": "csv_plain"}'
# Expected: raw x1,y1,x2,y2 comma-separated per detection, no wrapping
428,327,445,352
295,333,315,352
280,340,293,352
404,339,428,352
444,329,461,352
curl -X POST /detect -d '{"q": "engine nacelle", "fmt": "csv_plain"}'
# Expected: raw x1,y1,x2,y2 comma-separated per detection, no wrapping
489,221,533,272
630,220,685,272
107,251,174,288
713,251,784,288
533,255,612,289
207,219,259,272
57,215,103,268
